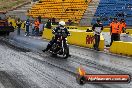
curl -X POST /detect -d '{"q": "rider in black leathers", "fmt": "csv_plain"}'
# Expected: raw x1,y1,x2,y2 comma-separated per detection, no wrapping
42,21,70,52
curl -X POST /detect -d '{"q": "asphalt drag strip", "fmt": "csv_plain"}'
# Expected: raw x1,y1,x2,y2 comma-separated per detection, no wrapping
0,71,24,88
0,36,131,88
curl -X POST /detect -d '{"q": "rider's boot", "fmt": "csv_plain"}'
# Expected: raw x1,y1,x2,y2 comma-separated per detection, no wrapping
42,44,51,52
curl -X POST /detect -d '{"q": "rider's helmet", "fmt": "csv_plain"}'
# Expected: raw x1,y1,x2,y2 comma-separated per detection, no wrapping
59,21,66,26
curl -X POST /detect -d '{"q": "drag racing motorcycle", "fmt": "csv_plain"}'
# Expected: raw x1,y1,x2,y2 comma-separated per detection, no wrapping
49,35,70,59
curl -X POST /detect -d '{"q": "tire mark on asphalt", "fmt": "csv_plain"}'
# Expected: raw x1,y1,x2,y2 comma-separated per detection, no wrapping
0,37,131,87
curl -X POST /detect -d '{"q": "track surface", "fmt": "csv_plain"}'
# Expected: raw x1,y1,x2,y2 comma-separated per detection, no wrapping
0,31,132,88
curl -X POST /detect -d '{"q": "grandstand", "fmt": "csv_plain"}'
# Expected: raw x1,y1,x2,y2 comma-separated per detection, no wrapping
91,0,132,26
28,0,92,23
28,0,132,26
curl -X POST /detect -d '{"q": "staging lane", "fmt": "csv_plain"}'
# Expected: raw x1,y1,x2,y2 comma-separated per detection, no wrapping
0,33,132,87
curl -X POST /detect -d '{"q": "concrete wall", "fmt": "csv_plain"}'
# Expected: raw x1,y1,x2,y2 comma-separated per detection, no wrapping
42,28,104,51
110,41,132,56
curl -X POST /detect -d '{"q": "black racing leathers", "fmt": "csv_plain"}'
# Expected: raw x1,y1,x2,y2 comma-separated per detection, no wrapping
44,26,70,51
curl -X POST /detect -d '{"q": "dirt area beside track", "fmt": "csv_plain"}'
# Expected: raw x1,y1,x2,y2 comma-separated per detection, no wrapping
0,0,30,12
